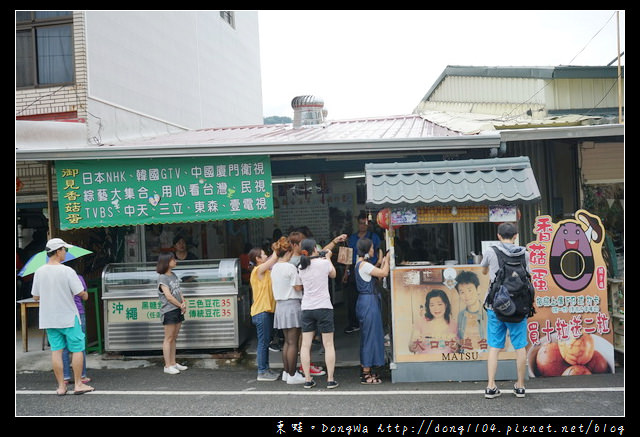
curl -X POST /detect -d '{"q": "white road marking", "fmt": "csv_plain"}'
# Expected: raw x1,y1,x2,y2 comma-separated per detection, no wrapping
16,387,624,396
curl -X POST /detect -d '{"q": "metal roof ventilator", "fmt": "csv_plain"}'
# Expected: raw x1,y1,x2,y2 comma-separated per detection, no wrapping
291,95,327,128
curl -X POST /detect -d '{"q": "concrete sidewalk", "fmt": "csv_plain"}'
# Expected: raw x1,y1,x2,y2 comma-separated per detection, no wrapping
16,314,363,373
16,290,366,373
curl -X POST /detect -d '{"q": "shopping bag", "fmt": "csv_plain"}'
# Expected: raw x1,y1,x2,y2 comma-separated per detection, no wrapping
337,246,353,265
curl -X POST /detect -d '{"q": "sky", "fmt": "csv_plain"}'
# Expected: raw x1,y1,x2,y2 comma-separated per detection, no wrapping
258,10,625,120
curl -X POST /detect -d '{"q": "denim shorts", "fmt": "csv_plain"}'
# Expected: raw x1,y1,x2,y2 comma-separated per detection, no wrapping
46,316,85,353
301,308,334,334
486,309,528,350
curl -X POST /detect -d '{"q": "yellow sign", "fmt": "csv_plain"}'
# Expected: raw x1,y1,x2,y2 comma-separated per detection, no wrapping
390,205,493,225
418,205,489,223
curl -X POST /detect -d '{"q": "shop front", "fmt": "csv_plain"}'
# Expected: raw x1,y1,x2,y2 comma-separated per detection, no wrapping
364,157,543,382
18,114,509,357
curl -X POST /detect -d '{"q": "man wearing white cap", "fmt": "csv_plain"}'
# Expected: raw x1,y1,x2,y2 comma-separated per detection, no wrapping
31,238,95,395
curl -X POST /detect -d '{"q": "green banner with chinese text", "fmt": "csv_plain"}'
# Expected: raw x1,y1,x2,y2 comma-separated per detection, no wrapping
56,156,273,229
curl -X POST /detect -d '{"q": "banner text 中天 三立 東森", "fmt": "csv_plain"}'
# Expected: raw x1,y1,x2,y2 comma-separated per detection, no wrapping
56,156,273,230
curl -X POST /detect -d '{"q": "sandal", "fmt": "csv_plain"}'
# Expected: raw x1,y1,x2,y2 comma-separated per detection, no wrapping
360,371,382,385
73,386,95,395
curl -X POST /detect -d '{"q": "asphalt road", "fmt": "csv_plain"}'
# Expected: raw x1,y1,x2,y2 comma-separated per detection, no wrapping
16,363,625,428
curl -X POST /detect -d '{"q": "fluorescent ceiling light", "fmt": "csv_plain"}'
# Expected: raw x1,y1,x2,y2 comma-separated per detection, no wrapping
272,175,312,184
343,172,365,179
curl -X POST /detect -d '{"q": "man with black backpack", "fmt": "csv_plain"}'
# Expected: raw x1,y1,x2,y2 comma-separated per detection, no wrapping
481,222,533,399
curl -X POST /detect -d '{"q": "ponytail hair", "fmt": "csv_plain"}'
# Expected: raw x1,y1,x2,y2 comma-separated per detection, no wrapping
356,238,373,261
298,238,317,270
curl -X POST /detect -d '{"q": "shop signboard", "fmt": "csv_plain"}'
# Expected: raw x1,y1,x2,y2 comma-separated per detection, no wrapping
526,209,615,376
106,296,235,323
55,156,273,229
389,205,516,226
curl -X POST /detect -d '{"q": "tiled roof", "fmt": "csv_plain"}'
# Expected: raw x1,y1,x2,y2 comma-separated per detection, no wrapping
365,157,541,207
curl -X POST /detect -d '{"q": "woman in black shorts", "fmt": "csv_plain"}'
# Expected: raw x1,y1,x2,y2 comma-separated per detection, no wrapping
157,252,188,375
297,239,339,389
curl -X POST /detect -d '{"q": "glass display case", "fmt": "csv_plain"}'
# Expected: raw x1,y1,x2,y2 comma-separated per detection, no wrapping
102,259,250,352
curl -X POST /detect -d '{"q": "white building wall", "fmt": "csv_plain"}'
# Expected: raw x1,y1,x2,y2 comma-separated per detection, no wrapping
84,10,263,144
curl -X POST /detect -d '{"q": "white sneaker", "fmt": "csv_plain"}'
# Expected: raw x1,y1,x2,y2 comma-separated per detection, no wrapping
164,366,180,375
286,371,306,385
173,363,188,371
282,371,288,382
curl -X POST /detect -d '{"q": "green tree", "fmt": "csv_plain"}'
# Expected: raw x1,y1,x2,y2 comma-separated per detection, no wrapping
263,116,292,125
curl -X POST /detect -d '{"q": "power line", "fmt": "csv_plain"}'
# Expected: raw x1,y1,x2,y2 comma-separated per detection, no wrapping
567,11,617,65
502,11,621,122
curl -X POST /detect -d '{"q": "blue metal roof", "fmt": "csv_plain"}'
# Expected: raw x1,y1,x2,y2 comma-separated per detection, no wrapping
365,157,541,207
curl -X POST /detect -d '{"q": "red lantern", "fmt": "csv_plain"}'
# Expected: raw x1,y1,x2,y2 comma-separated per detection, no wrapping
376,208,391,229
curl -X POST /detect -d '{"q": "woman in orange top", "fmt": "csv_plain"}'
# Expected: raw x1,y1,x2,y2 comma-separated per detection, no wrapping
249,244,278,381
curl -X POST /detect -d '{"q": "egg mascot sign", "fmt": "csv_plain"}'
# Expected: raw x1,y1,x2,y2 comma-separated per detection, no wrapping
526,210,615,377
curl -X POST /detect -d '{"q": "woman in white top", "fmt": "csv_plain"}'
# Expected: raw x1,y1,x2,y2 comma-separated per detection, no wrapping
271,236,305,384
296,238,338,389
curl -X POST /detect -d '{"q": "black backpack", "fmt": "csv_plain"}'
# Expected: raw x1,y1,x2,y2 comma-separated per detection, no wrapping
484,246,536,323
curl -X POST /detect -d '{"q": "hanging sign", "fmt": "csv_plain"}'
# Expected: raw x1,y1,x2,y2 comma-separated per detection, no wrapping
525,210,614,377
56,156,273,229
390,205,492,226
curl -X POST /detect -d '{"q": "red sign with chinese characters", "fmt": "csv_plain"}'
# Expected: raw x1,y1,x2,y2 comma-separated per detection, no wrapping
526,210,614,377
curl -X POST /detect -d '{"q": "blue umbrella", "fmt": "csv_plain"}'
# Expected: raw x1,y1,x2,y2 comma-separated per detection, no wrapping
17,245,93,277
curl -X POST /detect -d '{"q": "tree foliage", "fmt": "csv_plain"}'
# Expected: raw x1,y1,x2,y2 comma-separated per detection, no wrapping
264,115,292,125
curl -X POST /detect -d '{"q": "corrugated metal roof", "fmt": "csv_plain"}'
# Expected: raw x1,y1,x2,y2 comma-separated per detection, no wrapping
116,114,464,147
417,109,607,135
19,115,496,161
365,157,541,207
414,65,624,131
417,65,624,103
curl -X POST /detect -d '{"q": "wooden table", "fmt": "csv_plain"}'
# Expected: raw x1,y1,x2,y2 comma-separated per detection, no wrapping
17,298,42,352
16,290,103,354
